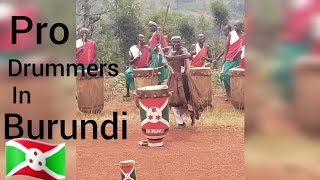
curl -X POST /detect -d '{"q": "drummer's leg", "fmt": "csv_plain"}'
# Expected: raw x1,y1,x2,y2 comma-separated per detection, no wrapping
171,107,186,128
124,67,133,97
161,78,168,85
221,60,234,100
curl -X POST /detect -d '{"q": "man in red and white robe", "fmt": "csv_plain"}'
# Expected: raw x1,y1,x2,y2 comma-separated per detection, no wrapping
124,34,150,97
147,21,169,84
190,34,215,67
76,28,97,69
220,21,245,100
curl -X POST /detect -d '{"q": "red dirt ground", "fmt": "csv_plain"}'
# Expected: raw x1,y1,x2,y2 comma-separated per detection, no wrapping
76,96,244,180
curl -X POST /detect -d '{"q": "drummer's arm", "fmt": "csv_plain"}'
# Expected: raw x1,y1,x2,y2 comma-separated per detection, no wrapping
162,47,170,54
126,51,133,67
223,35,231,64
203,45,215,62
179,49,191,60
171,49,191,61
190,44,196,56
216,51,224,61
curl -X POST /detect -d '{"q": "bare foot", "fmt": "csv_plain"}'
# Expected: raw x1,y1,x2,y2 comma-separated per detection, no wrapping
190,115,195,126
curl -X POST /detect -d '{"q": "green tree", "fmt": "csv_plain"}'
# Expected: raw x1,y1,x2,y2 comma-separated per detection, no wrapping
93,0,145,72
197,15,213,35
210,0,230,31
143,9,195,48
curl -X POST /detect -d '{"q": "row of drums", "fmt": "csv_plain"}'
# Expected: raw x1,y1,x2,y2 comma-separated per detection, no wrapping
76,67,245,147
75,67,246,114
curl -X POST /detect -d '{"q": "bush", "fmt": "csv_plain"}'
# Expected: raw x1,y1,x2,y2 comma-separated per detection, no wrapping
142,9,196,48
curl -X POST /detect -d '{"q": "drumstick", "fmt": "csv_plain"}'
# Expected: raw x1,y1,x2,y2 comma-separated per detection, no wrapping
88,49,91,65
150,50,159,85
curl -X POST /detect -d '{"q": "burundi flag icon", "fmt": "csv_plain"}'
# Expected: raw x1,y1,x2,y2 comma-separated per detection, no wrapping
6,138,65,180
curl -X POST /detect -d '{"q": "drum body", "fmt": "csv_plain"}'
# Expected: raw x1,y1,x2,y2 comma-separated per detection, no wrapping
136,85,169,147
293,56,320,135
76,70,104,113
190,67,212,107
133,68,159,89
229,68,245,110
133,68,159,108
120,160,137,180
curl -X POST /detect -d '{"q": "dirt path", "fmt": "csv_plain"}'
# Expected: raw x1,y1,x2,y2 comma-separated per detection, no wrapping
77,127,244,180
76,96,244,179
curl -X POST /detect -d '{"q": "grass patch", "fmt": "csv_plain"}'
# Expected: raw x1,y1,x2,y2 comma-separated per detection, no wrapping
77,74,243,128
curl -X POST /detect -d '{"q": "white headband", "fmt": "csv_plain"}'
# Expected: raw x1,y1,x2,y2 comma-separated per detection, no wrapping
171,36,181,41
148,21,158,27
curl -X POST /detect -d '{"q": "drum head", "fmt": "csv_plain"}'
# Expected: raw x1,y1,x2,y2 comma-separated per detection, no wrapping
190,67,211,70
137,85,168,91
120,160,135,166
133,68,159,77
229,67,244,72
229,67,245,77
190,67,211,76
136,85,169,98
134,67,158,71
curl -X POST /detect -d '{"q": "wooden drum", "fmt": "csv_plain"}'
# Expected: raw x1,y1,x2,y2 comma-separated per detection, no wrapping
120,160,137,180
76,69,104,113
133,68,159,108
136,85,169,147
293,56,320,135
229,67,245,110
133,68,159,89
189,67,212,107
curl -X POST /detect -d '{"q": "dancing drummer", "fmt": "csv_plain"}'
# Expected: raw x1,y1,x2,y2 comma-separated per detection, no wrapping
190,34,215,67
220,21,244,101
165,36,203,128
216,25,232,64
124,34,150,97
76,28,97,70
147,21,170,85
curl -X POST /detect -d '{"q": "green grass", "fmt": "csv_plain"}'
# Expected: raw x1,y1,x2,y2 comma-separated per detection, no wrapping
77,75,243,128
78,106,244,128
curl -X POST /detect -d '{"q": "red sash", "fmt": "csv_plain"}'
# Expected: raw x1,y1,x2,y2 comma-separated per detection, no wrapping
133,45,150,68
76,40,95,64
191,43,208,67
149,31,168,47
226,31,245,60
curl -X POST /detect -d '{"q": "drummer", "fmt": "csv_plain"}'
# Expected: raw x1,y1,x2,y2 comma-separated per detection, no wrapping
76,28,97,70
190,34,215,67
124,34,150,97
147,21,170,85
165,36,203,128
220,21,244,101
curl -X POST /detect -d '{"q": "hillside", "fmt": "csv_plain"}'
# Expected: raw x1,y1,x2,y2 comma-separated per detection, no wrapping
145,0,244,22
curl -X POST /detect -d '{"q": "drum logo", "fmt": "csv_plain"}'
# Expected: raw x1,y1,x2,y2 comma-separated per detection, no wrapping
120,165,136,180
139,97,169,135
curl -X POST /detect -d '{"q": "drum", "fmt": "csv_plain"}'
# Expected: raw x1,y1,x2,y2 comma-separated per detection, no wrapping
136,85,169,147
293,56,320,135
133,68,159,89
76,69,104,113
120,160,137,180
190,67,212,107
229,67,245,110
133,68,159,108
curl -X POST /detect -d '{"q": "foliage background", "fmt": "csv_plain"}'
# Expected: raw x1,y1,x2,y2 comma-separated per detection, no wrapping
76,0,244,92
